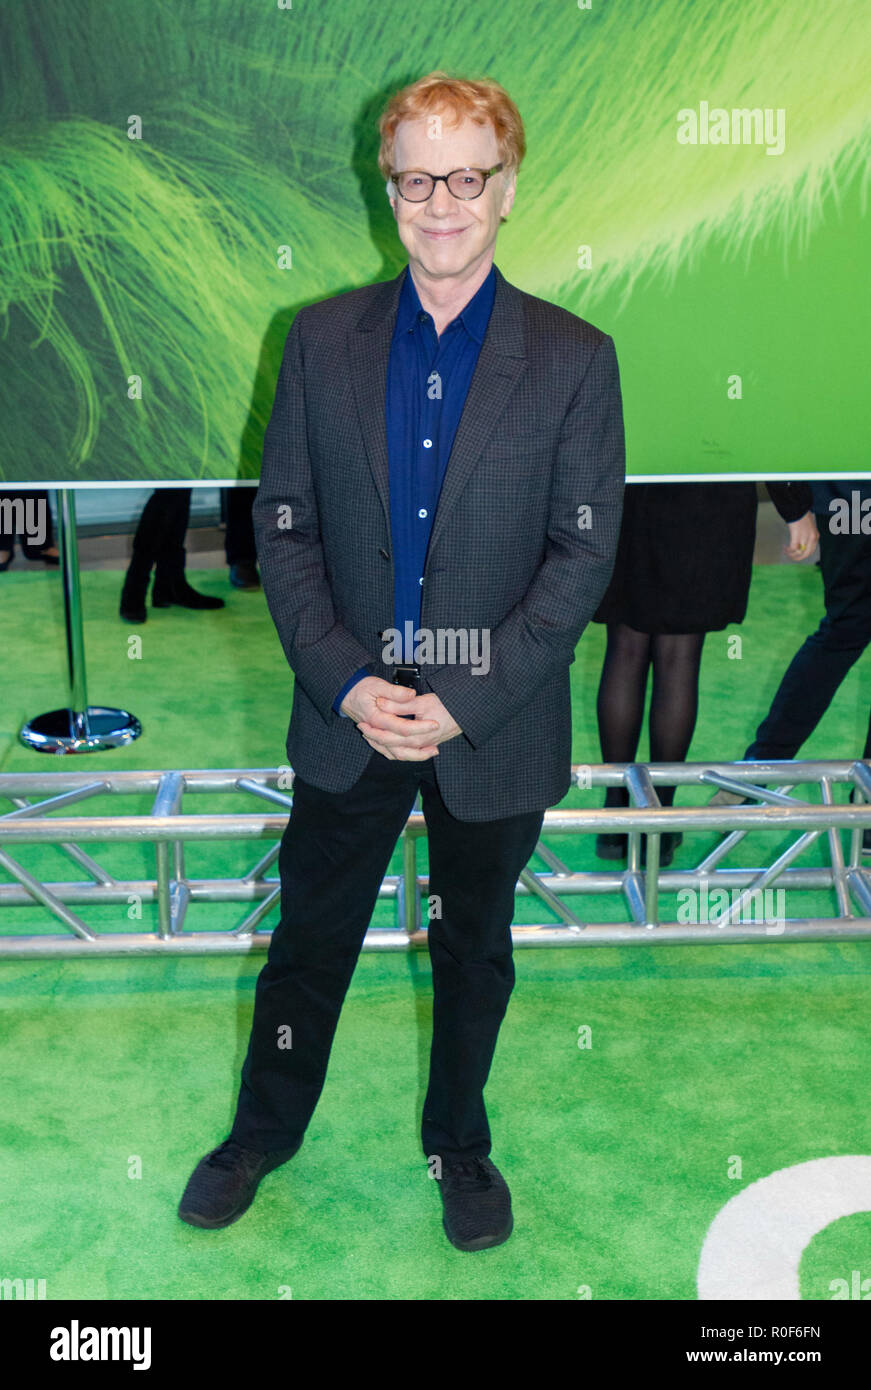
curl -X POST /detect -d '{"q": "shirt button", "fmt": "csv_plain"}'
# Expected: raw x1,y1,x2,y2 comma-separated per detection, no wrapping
418,508,428,519
418,311,429,323
422,439,432,448
419,577,424,586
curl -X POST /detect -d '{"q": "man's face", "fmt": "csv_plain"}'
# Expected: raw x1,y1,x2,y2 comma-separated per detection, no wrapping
388,114,516,282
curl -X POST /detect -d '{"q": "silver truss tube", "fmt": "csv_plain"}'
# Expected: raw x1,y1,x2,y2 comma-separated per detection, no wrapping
3,916,871,959
5,792,119,885
0,848,96,941
821,776,851,917
0,863,856,908
1,802,869,843
0,760,862,795
0,782,109,819
848,870,871,916
0,760,868,955
60,488,88,729
152,773,184,940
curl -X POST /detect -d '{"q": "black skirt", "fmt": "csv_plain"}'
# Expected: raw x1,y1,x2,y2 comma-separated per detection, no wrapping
593,482,760,635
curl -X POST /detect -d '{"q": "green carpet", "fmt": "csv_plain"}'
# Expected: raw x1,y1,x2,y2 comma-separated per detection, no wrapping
0,563,869,1298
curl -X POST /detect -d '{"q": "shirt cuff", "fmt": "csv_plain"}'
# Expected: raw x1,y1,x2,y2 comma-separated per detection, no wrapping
333,666,371,717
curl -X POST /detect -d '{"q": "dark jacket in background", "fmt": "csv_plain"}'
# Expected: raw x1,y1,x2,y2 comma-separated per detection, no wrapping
594,480,813,635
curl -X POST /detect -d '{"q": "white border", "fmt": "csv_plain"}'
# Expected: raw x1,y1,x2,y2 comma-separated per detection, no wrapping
1,471,869,490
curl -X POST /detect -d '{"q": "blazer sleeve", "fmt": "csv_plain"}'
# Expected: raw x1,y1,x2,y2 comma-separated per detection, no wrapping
765,480,813,522
252,314,378,723
425,333,626,749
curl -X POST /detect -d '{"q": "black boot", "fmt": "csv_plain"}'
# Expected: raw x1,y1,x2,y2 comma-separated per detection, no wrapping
119,557,151,623
153,550,225,611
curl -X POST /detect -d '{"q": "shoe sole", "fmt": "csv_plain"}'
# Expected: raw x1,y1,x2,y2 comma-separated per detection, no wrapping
178,1191,258,1230
443,1212,514,1252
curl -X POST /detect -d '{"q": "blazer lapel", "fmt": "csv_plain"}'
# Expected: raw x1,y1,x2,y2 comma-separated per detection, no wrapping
348,268,406,535
427,266,527,559
347,262,528,554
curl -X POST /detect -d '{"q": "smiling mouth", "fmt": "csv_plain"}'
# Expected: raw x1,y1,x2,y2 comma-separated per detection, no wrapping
419,226,469,238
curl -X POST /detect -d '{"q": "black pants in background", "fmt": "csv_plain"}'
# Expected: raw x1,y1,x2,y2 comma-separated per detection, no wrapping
230,750,545,1164
128,488,191,581
746,518,871,760
223,486,256,566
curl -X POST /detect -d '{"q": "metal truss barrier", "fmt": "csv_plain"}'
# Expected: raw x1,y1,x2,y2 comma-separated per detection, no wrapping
0,761,870,957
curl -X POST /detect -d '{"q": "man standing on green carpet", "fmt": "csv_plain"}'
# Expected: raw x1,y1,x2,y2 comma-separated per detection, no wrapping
178,70,625,1249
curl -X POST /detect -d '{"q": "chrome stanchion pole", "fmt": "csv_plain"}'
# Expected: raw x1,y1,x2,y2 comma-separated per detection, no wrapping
20,489,142,754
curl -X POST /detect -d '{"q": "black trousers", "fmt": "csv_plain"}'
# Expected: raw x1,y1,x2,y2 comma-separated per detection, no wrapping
230,749,545,1163
746,519,871,761
222,486,256,566
127,488,192,580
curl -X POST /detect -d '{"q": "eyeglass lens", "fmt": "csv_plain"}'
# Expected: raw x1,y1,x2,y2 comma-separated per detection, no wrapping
396,170,487,200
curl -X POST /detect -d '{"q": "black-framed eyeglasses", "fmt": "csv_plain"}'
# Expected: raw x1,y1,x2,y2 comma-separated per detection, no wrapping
389,164,504,202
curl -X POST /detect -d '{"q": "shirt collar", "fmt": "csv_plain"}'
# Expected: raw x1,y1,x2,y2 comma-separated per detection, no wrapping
396,263,496,344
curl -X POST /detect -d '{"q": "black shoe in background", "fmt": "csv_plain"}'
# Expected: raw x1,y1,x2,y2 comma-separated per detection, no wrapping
22,545,60,565
229,561,260,590
595,832,627,860
178,1137,301,1230
595,831,683,866
153,574,225,610
119,572,149,623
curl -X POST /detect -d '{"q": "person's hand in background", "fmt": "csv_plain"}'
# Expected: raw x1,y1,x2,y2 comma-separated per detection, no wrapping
783,512,819,562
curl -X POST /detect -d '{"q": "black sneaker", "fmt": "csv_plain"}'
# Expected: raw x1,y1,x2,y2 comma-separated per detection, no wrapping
595,833,627,860
178,1137,300,1229
437,1156,513,1252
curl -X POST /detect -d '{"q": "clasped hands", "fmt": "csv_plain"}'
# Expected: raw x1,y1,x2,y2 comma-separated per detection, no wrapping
340,675,461,760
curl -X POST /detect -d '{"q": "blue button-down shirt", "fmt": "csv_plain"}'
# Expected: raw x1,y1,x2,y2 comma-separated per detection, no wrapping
334,264,496,714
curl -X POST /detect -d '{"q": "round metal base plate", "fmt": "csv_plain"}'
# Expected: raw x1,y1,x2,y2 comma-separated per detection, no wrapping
20,707,142,754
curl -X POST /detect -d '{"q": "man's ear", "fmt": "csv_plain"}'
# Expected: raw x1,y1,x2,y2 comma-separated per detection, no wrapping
386,178,398,217
500,173,517,221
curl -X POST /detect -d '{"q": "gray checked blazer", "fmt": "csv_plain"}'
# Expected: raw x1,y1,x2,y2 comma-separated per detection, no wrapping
253,262,625,821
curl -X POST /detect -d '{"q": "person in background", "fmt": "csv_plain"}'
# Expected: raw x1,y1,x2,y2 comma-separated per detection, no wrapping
711,479,871,852
222,486,260,590
592,480,816,865
0,490,59,570
120,487,225,622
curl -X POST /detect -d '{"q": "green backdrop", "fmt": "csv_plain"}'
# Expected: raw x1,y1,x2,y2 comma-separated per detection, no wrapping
0,0,868,485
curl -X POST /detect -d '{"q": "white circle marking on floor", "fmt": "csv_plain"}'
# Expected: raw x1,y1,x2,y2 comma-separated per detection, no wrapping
697,1156,871,1300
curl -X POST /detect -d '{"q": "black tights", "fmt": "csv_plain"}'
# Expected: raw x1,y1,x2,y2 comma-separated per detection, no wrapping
596,623,706,809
